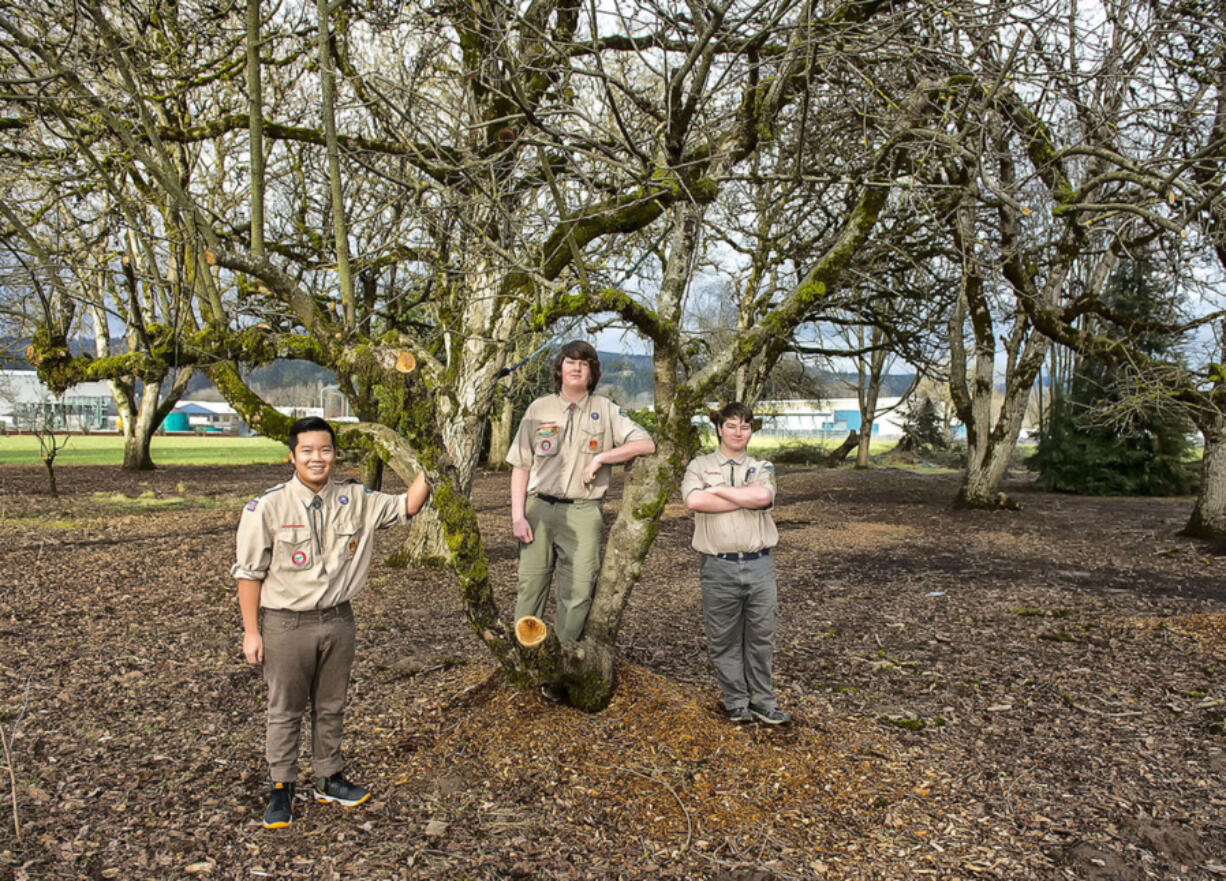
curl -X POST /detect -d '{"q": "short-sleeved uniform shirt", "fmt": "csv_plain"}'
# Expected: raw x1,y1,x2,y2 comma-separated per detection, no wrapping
680,451,779,556
506,393,650,500
231,474,406,611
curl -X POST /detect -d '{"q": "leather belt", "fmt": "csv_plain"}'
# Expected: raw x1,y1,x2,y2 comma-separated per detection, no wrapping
713,548,771,562
263,601,352,620
536,493,575,505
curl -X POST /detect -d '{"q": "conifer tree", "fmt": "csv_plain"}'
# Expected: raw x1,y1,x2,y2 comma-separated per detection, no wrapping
1030,259,1197,495
897,396,948,452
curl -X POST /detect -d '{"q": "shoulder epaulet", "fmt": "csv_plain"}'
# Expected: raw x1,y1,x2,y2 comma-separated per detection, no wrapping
243,482,285,513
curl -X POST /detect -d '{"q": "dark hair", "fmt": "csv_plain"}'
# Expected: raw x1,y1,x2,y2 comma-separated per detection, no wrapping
288,416,336,451
710,402,754,430
552,340,601,393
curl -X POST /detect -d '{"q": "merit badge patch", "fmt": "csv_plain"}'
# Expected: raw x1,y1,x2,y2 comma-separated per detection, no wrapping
338,495,349,505
348,539,358,554
540,439,553,453
588,438,599,451
245,499,258,512
290,550,308,567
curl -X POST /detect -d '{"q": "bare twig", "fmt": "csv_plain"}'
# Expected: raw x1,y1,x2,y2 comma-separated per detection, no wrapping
0,675,33,845
604,764,692,853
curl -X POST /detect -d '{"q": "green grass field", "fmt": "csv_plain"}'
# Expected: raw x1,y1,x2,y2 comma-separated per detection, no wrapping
0,434,287,466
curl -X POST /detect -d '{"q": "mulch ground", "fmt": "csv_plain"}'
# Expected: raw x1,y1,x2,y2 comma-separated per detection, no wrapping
0,462,1224,880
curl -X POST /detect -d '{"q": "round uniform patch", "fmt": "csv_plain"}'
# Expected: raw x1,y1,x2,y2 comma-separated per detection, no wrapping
588,438,598,451
290,550,307,566
348,539,358,554
338,495,349,505
591,412,600,421
541,439,552,452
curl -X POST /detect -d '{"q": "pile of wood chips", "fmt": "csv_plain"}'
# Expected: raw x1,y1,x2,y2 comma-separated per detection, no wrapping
391,661,1035,878
1128,611,1226,661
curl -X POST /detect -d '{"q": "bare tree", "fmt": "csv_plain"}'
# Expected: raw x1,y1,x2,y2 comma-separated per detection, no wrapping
0,0,974,708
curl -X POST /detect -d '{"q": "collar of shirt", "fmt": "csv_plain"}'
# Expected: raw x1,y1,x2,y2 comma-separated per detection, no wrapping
716,452,749,468
556,391,591,412
286,474,336,506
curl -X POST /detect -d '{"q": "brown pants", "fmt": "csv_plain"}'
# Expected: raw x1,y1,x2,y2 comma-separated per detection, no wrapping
261,603,355,782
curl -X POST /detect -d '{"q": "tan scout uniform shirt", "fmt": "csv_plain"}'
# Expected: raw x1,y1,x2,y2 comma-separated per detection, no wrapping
681,451,779,556
506,393,649,500
231,474,406,611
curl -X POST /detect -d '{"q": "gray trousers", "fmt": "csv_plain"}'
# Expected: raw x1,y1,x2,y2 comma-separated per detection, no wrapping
514,496,603,643
261,603,355,782
700,554,778,712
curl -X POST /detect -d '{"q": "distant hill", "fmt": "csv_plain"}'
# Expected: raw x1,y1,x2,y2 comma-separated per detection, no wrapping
2,338,917,407
828,371,917,398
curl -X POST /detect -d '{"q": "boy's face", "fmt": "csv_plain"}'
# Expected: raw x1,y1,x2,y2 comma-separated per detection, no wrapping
560,357,592,395
717,417,753,455
289,430,336,491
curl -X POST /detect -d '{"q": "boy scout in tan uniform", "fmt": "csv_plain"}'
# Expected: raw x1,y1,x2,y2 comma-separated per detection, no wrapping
682,402,790,725
234,417,429,828
507,342,655,689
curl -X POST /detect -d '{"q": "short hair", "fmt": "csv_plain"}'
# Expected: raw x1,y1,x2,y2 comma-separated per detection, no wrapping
288,416,336,451
710,402,755,430
553,340,601,393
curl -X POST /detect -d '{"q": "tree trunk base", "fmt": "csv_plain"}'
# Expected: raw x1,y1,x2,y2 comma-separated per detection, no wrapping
824,430,859,468
953,490,1021,511
562,639,616,712
509,623,617,712
1177,517,1226,543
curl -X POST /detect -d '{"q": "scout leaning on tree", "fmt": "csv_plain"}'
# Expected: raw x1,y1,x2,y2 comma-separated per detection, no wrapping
233,416,429,830
506,341,656,702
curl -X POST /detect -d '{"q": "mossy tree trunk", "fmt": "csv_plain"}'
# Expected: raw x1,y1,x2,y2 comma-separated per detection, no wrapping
946,165,1055,510
486,395,513,470
1182,413,1226,541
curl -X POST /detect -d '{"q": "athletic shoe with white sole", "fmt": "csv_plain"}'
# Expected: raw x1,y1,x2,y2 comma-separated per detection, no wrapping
749,704,791,725
313,772,371,807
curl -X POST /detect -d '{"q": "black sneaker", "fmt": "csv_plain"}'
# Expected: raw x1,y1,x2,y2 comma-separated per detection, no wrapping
263,781,294,829
313,772,371,807
749,704,791,725
540,683,566,703
727,706,754,724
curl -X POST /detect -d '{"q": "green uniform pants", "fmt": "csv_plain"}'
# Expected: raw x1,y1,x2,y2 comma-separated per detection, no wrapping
514,495,603,642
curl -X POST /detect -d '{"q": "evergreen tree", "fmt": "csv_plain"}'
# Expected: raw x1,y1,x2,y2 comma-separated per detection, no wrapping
896,396,947,452
1030,259,1197,495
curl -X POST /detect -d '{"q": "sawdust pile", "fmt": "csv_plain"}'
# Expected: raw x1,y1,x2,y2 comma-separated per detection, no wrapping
390,662,1026,878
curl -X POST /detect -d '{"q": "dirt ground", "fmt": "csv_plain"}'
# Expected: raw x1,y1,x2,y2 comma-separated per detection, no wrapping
0,461,1224,880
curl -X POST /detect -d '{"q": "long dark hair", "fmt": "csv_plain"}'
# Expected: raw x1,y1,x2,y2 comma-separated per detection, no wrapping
552,340,601,392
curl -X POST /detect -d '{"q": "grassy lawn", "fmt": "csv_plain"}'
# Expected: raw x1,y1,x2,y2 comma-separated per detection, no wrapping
0,433,287,466
693,433,900,457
